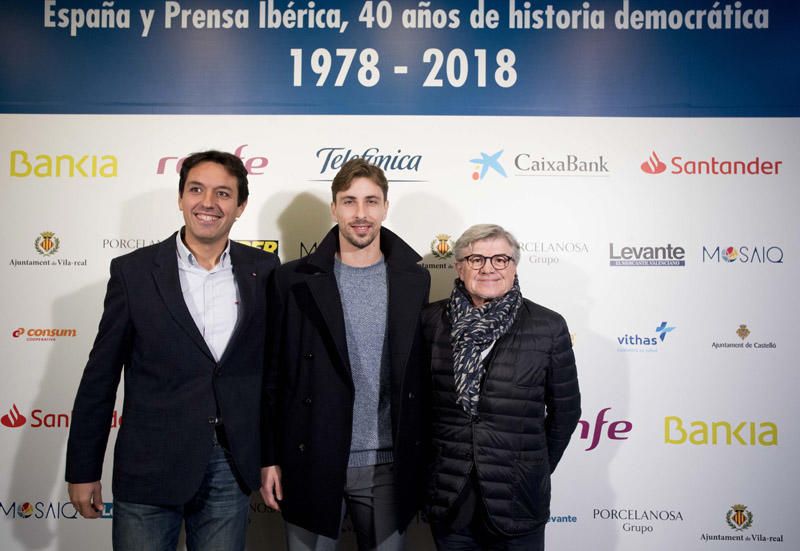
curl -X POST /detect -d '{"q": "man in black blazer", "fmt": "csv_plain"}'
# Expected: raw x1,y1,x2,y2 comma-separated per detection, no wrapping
260,158,430,550
66,150,279,550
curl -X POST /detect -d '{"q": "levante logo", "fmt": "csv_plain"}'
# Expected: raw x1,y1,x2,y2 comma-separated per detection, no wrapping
609,243,685,267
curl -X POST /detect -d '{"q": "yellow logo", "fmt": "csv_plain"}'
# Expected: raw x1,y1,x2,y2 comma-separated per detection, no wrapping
236,240,278,254
34,231,60,256
430,234,454,260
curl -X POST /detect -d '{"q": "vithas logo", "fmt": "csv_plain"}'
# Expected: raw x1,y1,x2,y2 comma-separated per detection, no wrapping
1,404,26,428
641,151,667,174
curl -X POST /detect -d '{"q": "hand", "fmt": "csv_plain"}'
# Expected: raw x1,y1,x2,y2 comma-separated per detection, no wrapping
68,481,104,519
259,465,283,511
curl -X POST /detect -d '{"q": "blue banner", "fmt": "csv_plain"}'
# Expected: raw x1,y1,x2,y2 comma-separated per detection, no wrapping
1,0,797,115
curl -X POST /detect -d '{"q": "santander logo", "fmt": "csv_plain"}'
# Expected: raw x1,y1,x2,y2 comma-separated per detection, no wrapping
1,404,26,428
641,151,667,174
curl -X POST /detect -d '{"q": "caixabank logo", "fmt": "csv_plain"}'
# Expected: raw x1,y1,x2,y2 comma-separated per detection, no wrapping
0,404,122,429
700,504,784,544
640,151,783,176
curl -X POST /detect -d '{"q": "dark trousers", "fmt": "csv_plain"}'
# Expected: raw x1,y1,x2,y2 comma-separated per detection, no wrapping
431,471,545,551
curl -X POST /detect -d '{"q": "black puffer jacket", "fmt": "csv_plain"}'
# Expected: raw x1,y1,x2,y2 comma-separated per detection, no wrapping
422,298,581,536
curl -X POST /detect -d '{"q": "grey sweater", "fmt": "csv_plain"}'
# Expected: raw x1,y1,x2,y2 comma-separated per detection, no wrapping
334,256,393,467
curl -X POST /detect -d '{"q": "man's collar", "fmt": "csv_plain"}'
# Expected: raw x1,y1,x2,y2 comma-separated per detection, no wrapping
176,228,231,269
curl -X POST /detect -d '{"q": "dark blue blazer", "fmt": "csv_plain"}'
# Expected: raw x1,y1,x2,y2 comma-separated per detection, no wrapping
65,232,278,505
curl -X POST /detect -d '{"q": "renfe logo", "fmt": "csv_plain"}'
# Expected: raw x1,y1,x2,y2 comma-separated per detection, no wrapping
156,145,268,175
576,407,632,451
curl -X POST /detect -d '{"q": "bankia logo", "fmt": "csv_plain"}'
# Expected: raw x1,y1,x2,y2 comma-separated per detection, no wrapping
470,150,507,180
640,150,782,175
1,404,26,428
156,145,268,175
10,150,118,178
702,245,784,265
609,243,685,267
236,240,279,255
315,146,424,181
700,504,784,544
664,416,777,446
617,321,675,352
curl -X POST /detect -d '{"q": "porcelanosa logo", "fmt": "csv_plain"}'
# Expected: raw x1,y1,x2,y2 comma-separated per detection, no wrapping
617,322,675,352
519,240,589,266
639,150,783,175
156,145,269,175
593,507,684,535
315,147,423,181
702,245,784,264
470,150,507,180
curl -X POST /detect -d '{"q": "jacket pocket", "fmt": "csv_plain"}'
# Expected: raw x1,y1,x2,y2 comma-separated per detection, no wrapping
512,458,551,522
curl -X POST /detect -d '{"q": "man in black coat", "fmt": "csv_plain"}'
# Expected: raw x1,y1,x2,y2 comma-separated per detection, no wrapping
66,151,279,550
422,224,581,551
260,158,430,550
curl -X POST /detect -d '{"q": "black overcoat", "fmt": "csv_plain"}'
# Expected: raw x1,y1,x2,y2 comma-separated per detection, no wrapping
263,226,431,538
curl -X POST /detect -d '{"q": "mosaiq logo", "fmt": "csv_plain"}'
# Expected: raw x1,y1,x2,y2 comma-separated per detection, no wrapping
0,500,81,520
315,146,424,181
617,321,675,352
640,150,783,175
156,144,269,175
700,503,784,544
702,245,784,264
609,243,685,267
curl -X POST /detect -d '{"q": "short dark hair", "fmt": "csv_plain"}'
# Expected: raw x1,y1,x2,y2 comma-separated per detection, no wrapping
179,150,249,206
331,158,388,202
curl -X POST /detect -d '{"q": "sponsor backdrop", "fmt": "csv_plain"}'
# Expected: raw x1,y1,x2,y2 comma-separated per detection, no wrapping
1,1,798,550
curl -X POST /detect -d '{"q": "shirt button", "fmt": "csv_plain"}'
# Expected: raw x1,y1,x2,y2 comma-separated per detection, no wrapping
304,352,313,360
298,443,306,452
407,392,415,400
208,417,218,425
304,397,312,405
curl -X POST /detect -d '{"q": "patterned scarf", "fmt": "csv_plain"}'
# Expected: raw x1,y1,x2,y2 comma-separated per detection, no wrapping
447,276,522,415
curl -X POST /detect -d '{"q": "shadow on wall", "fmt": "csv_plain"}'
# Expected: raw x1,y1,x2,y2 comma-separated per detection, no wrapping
258,191,332,264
